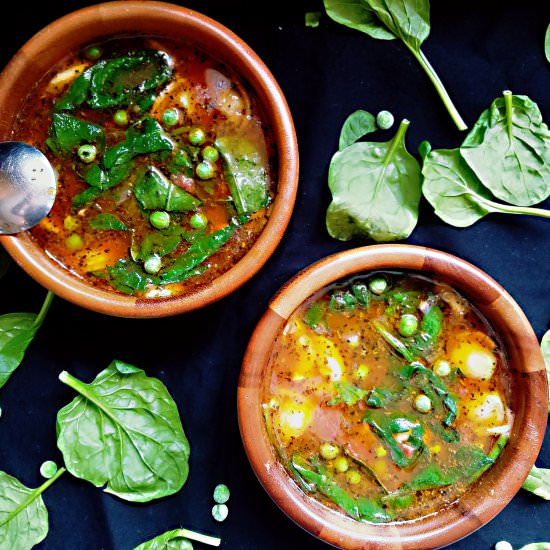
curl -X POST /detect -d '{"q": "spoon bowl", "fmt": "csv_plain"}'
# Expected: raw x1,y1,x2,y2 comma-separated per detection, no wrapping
0,142,56,234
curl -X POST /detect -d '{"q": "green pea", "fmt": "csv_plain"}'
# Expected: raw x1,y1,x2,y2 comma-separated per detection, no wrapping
333,456,349,473
399,314,418,337
144,254,162,274
319,442,339,460
113,110,128,126
162,108,179,126
346,470,361,485
368,277,387,295
213,483,230,504
66,234,84,251
202,145,219,162
149,211,171,230
433,359,451,377
77,144,97,163
376,110,395,130
196,161,215,180
84,46,102,60
414,394,432,413
189,212,208,229
188,127,206,146
39,461,58,479
212,503,229,522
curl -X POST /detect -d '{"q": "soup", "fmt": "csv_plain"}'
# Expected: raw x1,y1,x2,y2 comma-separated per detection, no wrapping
12,37,276,298
262,271,512,522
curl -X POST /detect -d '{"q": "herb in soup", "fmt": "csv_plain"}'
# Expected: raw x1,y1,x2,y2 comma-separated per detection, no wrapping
263,272,512,522
13,38,276,298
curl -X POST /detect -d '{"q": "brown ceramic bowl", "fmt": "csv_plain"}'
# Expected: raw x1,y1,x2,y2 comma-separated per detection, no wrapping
238,244,548,549
0,1,298,317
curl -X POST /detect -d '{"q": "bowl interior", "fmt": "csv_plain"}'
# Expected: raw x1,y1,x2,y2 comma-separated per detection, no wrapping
238,244,547,549
0,1,298,317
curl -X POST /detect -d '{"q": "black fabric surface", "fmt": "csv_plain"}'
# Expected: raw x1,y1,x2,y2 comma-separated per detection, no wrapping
0,1,549,549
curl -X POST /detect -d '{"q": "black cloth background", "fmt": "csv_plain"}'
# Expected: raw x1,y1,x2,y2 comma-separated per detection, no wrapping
0,1,548,549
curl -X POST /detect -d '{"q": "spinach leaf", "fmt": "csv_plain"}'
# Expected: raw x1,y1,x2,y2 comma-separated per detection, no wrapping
305,11,322,28
57,360,190,502
160,225,235,284
89,213,128,231
522,465,550,500
324,0,467,130
460,92,550,206
134,528,221,549
134,167,201,212
339,109,377,150
303,301,328,332
323,0,394,40
216,137,270,216
327,381,369,406
131,226,185,262
422,148,550,227
290,455,392,522
326,119,421,242
105,259,158,295
0,468,65,550
363,410,425,468
0,291,54,390
56,50,173,110
46,113,105,157
541,329,550,412
545,23,550,64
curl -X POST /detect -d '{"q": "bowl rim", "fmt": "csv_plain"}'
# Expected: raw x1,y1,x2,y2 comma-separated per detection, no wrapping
238,244,548,549
0,0,299,318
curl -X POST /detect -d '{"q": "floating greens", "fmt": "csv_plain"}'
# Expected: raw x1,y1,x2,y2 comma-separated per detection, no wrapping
56,360,190,502
0,291,54,390
0,468,65,550
134,528,221,550
55,50,173,111
326,119,421,242
323,0,467,130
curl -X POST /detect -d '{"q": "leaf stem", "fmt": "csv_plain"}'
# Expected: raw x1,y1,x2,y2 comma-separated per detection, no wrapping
32,291,55,330
481,196,550,218
174,528,221,547
409,47,468,131
0,467,65,528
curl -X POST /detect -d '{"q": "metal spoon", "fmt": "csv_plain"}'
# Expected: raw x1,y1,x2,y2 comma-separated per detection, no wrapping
0,142,57,235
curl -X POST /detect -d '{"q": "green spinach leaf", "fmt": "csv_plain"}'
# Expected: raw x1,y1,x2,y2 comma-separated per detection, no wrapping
323,0,394,40
339,109,377,150
160,225,235,284
105,259,158,295
545,23,550,63
0,468,64,550
0,291,54,390
460,92,550,206
327,381,369,406
326,119,421,242
46,113,105,157
56,50,173,110
89,213,128,231
134,528,221,549
422,148,550,227
131,226,185,263
305,11,322,28
134,167,201,212
57,360,190,503
324,0,466,130
523,465,550,500
216,137,270,216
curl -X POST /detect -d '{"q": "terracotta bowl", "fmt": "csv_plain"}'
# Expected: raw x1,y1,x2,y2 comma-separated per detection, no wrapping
0,1,298,317
238,244,548,549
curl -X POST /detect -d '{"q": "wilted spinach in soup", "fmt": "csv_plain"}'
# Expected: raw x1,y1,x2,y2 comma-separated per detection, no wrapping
263,272,512,522
12,38,275,297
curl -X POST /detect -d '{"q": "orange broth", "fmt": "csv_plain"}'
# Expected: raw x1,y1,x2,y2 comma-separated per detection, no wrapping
12,37,276,298
263,272,512,522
